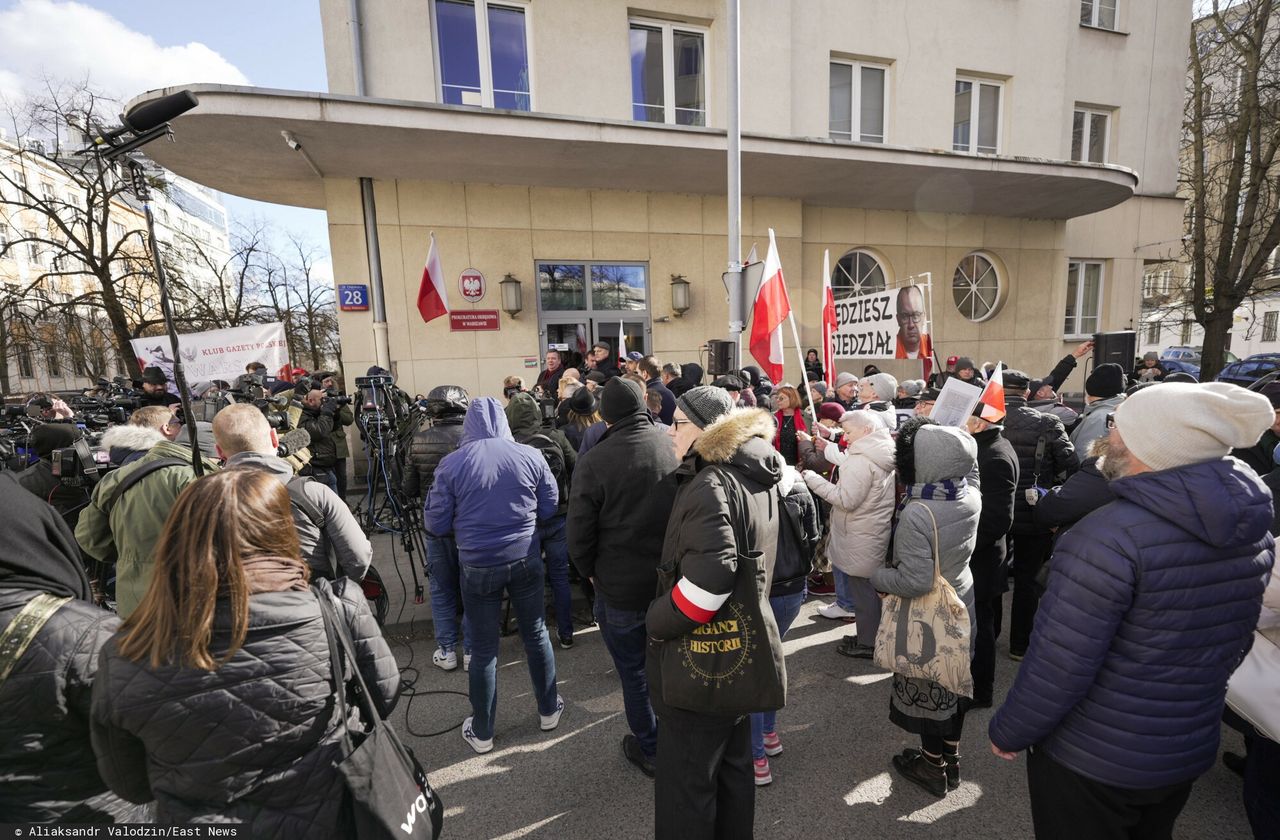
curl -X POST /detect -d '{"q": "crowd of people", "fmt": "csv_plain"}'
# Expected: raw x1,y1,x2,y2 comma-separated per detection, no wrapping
2,337,1277,840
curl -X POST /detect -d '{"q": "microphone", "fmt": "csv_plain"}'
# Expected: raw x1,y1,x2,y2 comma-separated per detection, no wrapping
276,428,312,459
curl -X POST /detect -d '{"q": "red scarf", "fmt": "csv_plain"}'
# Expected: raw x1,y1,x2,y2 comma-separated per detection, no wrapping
773,409,807,450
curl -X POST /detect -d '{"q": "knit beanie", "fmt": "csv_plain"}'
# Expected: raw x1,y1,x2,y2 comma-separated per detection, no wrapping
901,380,924,398
954,357,976,374
599,377,643,424
810,381,828,398
677,385,735,429
1114,382,1275,472
569,386,597,416
32,423,80,458
865,373,898,403
835,371,858,390
1085,363,1126,399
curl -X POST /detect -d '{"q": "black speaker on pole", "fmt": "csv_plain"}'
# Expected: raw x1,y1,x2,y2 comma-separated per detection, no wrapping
1092,331,1137,370
706,340,737,377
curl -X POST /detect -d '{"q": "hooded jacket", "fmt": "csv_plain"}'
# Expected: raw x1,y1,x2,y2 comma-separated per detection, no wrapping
90,578,399,834
567,408,679,611
75,440,220,618
423,398,559,566
990,457,1274,788
101,424,164,466
774,466,821,597
1003,395,1079,533
224,451,372,581
803,428,896,578
1069,394,1123,453
646,409,784,715
506,392,577,516
402,414,466,498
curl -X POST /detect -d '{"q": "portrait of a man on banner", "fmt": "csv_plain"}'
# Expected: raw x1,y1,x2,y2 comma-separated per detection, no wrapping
894,284,933,360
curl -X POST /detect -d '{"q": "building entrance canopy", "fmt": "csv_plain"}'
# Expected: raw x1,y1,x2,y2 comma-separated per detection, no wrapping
127,85,1137,218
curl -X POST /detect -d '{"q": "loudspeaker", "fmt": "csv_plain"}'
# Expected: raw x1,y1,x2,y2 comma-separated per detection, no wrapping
706,340,737,377
1092,331,1137,370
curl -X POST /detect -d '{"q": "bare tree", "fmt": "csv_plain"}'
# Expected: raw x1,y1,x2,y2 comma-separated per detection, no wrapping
1184,0,1280,378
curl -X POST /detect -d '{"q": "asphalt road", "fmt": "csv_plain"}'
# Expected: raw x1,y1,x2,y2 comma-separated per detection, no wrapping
370,562,1252,840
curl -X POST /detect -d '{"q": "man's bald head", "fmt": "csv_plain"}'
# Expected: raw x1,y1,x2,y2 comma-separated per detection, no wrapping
212,403,276,460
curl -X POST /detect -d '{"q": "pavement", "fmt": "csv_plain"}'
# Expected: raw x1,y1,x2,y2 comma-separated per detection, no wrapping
368,538,1253,840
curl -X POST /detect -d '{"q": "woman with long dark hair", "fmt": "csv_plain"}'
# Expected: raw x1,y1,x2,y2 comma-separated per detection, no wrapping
805,348,824,383
91,469,400,834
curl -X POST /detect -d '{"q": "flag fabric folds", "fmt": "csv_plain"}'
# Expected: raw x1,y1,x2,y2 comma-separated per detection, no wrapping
748,229,792,384
821,248,837,387
980,362,1007,422
416,232,449,324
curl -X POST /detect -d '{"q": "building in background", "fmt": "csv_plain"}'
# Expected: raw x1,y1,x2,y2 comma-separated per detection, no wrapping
130,0,1190,398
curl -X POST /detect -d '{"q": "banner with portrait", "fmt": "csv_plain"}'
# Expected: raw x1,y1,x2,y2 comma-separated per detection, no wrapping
832,284,933,360
131,323,290,387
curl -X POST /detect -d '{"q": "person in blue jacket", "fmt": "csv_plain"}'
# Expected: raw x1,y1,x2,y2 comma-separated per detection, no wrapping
424,397,564,755
989,382,1277,839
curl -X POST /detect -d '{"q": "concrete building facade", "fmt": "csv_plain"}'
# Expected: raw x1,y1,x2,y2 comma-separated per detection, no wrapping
130,0,1190,397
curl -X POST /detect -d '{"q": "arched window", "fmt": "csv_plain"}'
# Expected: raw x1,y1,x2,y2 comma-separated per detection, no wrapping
952,252,1004,322
831,249,887,299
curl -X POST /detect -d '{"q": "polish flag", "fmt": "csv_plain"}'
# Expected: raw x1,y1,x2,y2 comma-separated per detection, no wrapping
821,249,837,387
979,362,1007,422
416,232,449,324
748,228,792,384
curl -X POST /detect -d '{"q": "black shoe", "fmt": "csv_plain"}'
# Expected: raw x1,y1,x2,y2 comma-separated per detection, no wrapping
558,634,574,649
622,735,655,778
836,637,875,659
892,751,948,797
1223,751,1247,778
901,748,960,790
1009,648,1026,662
970,693,993,710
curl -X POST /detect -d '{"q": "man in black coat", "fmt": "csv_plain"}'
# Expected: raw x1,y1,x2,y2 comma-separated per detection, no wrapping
640,355,677,425
965,409,1019,708
14,423,90,530
1035,436,1116,541
567,378,678,776
1001,369,1079,659
299,388,340,492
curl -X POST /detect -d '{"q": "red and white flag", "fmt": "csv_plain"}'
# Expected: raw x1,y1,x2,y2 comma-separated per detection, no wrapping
416,232,449,324
979,362,1007,422
748,228,792,384
821,248,837,387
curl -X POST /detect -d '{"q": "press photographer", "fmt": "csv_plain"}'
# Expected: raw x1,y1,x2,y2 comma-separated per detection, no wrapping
300,386,343,492
137,366,181,408
317,371,355,498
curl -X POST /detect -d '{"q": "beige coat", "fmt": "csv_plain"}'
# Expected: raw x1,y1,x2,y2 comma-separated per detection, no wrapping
803,430,896,577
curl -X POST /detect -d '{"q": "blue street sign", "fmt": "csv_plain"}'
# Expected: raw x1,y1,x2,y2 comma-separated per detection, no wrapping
338,284,370,311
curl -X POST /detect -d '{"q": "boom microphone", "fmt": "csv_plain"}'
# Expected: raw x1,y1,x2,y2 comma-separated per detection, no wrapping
276,428,312,459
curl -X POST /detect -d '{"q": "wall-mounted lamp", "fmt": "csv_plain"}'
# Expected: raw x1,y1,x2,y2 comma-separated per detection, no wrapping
500,273,524,317
670,274,691,317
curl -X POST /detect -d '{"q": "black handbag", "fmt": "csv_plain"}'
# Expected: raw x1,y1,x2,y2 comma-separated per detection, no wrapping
314,588,443,840
656,466,787,717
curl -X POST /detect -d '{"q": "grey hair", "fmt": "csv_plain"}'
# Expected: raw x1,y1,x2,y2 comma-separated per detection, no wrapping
662,362,682,377
839,409,884,435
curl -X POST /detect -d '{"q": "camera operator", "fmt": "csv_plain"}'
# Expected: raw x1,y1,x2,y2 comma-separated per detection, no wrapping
212,404,371,581
27,394,74,421
136,366,180,409
317,372,355,499
15,424,89,529
299,388,341,493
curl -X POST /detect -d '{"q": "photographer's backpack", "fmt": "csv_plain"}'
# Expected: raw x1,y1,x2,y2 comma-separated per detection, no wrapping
518,432,568,506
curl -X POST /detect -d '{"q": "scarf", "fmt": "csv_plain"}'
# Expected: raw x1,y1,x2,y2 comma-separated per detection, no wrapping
773,409,807,451
891,477,969,534
0,472,91,600
241,555,310,594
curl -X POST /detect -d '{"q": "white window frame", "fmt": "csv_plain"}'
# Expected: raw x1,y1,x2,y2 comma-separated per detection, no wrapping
829,59,890,143
1263,311,1279,343
1146,321,1161,345
953,76,1003,155
1080,0,1118,31
1072,107,1111,163
431,0,536,111
1065,258,1105,339
629,17,710,127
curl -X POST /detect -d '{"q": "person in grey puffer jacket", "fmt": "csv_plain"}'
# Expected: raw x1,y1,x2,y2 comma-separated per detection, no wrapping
90,469,400,835
0,473,147,824
1069,363,1125,453
212,404,371,581
873,418,982,799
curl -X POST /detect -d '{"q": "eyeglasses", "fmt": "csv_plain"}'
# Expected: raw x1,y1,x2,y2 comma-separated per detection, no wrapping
897,311,925,324
672,418,694,427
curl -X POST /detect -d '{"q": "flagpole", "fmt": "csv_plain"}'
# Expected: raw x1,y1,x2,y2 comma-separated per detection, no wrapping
725,0,743,363
786,309,818,427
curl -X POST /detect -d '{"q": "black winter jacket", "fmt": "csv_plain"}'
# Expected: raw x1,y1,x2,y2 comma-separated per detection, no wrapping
774,469,820,597
90,579,399,835
15,459,90,530
1003,395,1079,533
567,412,679,611
403,418,465,498
0,589,145,823
300,404,338,468
970,427,1019,600
1034,456,1114,539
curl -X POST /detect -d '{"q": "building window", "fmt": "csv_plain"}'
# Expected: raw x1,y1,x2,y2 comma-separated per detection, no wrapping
1072,108,1110,163
831,249,888,299
40,182,56,202
1264,311,1279,343
1142,269,1174,298
1080,0,1117,30
1180,321,1193,345
953,78,1002,154
16,346,33,379
435,0,531,110
47,350,61,378
537,262,648,312
829,60,888,143
0,226,8,255
1146,321,1161,345
630,19,706,126
25,232,40,265
1065,259,1104,337
953,252,1004,322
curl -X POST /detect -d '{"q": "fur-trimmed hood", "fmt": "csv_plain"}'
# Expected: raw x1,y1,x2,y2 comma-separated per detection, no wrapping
692,408,783,489
101,424,164,464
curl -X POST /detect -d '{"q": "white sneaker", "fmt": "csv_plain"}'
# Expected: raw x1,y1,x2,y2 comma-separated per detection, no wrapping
461,717,493,754
463,653,472,672
432,648,458,671
540,695,565,731
818,602,856,621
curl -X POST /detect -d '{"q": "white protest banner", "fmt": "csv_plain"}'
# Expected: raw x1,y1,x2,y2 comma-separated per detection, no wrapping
930,377,983,427
131,323,290,388
832,283,934,360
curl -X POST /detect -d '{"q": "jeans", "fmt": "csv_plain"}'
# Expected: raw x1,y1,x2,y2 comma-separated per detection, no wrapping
750,592,804,760
425,535,470,655
309,466,338,493
541,514,573,640
595,599,658,758
460,553,559,741
832,568,857,612
1010,532,1054,652
655,708,753,840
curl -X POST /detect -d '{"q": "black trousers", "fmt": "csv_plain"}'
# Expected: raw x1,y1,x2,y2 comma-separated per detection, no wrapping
334,458,348,499
971,592,1002,702
654,708,754,840
1027,746,1193,840
1009,532,1054,652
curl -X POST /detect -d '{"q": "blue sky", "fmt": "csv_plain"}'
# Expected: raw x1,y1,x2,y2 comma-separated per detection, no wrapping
0,0,333,258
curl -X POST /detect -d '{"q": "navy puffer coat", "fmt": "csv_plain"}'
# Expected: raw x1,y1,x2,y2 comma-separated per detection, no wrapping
989,457,1274,788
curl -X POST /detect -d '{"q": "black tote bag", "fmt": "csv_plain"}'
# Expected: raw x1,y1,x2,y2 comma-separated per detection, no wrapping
315,588,443,840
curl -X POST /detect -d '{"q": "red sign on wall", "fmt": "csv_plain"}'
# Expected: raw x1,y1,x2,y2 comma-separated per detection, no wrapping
449,310,500,331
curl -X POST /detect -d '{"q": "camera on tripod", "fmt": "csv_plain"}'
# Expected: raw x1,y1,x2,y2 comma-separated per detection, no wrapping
51,436,114,487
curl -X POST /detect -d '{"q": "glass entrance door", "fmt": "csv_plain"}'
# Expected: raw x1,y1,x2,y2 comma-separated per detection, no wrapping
536,261,651,367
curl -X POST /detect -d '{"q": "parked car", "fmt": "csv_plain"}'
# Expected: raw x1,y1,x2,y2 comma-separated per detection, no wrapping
1155,347,1239,380
1216,353,1280,388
